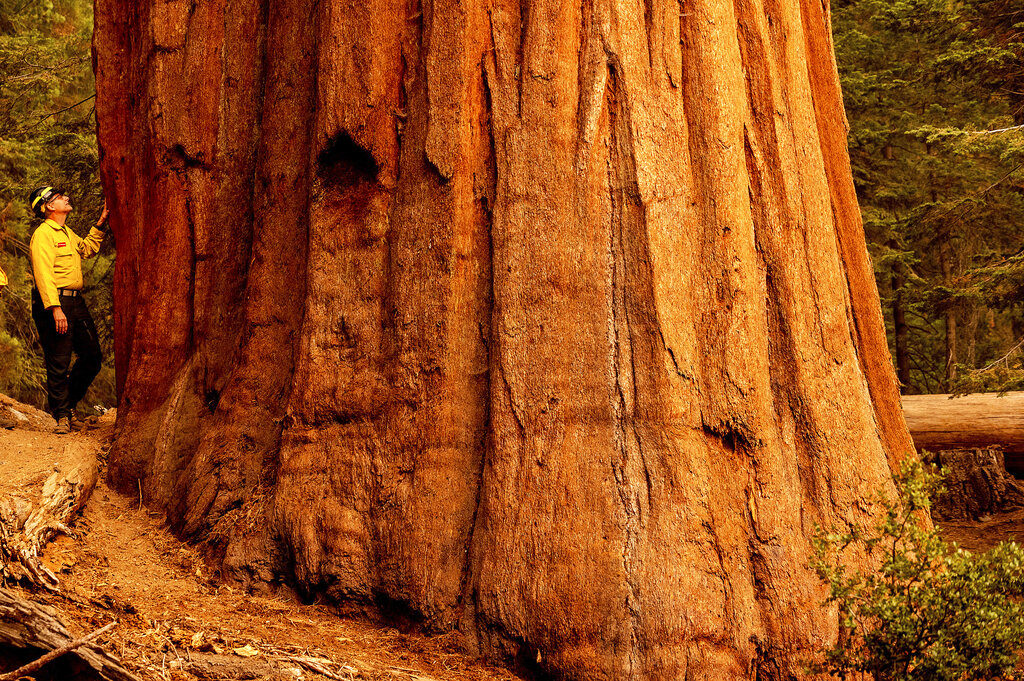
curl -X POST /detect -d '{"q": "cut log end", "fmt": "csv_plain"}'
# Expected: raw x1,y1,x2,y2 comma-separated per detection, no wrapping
925,447,1024,522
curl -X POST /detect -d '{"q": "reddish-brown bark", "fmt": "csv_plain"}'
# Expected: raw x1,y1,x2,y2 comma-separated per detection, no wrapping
93,0,915,677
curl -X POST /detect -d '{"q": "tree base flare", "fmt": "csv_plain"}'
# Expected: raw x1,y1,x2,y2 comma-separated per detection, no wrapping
94,0,914,675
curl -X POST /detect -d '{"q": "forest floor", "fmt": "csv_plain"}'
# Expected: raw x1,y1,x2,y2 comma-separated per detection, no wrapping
0,395,521,681
937,509,1024,553
2,395,1024,681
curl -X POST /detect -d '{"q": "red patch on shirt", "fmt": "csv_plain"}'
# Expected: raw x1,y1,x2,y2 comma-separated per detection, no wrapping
56,242,67,248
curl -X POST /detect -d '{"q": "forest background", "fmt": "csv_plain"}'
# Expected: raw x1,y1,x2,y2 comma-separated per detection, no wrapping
0,0,1023,409
0,0,111,410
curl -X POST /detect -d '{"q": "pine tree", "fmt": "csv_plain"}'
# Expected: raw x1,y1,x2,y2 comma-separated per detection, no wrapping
834,0,1024,394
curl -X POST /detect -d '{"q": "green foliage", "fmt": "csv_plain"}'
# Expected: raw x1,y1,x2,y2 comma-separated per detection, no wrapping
811,460,1024,680
0,329,44,394
835,0,1024,394
0,0,114,410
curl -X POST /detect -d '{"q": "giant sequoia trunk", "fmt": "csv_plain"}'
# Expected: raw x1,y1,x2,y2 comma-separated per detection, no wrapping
93,0,915,677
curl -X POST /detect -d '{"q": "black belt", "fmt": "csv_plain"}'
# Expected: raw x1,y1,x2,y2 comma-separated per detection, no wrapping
57,289,81,297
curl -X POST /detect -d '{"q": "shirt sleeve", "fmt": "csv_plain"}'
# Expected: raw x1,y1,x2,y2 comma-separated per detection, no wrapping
30,229,60,308
0,265,7,288
76,227,105,258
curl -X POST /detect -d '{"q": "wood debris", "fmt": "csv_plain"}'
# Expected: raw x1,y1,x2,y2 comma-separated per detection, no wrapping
0,443,99,591
0,588,136,680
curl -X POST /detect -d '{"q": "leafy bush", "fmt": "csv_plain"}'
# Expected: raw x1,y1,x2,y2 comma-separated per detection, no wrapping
811,460,1024,680
0,330,21,389
0,330,44,398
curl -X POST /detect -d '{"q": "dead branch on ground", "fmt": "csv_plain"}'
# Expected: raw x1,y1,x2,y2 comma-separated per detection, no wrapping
0,620,116,681
0,589,137,681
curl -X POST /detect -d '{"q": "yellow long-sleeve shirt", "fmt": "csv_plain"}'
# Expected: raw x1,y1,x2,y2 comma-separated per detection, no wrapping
30,219,105,309
0,265,7,288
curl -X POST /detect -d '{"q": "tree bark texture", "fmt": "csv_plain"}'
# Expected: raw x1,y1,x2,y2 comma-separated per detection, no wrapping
93,0,914,677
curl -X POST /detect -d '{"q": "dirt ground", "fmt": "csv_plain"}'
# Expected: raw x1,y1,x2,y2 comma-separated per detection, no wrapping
4,397,1023,681
0,403,521,681
936,509,1024,553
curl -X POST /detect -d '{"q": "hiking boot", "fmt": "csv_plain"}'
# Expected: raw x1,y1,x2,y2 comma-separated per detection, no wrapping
54,416,71,435
72,410,99,431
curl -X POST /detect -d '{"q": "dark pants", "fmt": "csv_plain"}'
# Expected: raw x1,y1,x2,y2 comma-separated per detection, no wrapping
32,290,103,420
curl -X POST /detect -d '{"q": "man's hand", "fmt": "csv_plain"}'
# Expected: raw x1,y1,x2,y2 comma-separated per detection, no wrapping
96,199,109,229
52,307,68,334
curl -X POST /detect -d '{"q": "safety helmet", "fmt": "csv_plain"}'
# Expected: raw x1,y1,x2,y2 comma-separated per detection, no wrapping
29,186,62,219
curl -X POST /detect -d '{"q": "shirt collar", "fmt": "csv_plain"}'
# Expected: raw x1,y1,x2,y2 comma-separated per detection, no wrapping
43,218,67,231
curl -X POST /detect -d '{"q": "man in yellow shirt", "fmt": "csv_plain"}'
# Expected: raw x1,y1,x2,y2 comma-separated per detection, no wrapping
28,186,109,434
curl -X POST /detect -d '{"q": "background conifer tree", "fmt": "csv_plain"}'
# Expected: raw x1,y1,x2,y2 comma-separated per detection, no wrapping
834,0,1024,394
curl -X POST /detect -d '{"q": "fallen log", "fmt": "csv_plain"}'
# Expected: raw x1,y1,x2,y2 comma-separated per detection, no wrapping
0,442,99,591
0,589,136,681
903,391,1024,474
0,395,54,432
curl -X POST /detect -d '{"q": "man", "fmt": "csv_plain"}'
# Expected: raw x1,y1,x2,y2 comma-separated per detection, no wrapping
28,186,109,434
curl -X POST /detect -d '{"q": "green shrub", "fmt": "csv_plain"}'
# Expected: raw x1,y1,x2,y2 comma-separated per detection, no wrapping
811,460,1024,680
0,330,45,401
0,330,20,388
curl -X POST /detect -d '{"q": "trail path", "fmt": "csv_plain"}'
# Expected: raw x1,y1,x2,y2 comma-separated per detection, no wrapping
0,398,520,681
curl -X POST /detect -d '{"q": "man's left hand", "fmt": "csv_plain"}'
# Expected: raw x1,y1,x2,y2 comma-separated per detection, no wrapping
96,199,109,229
